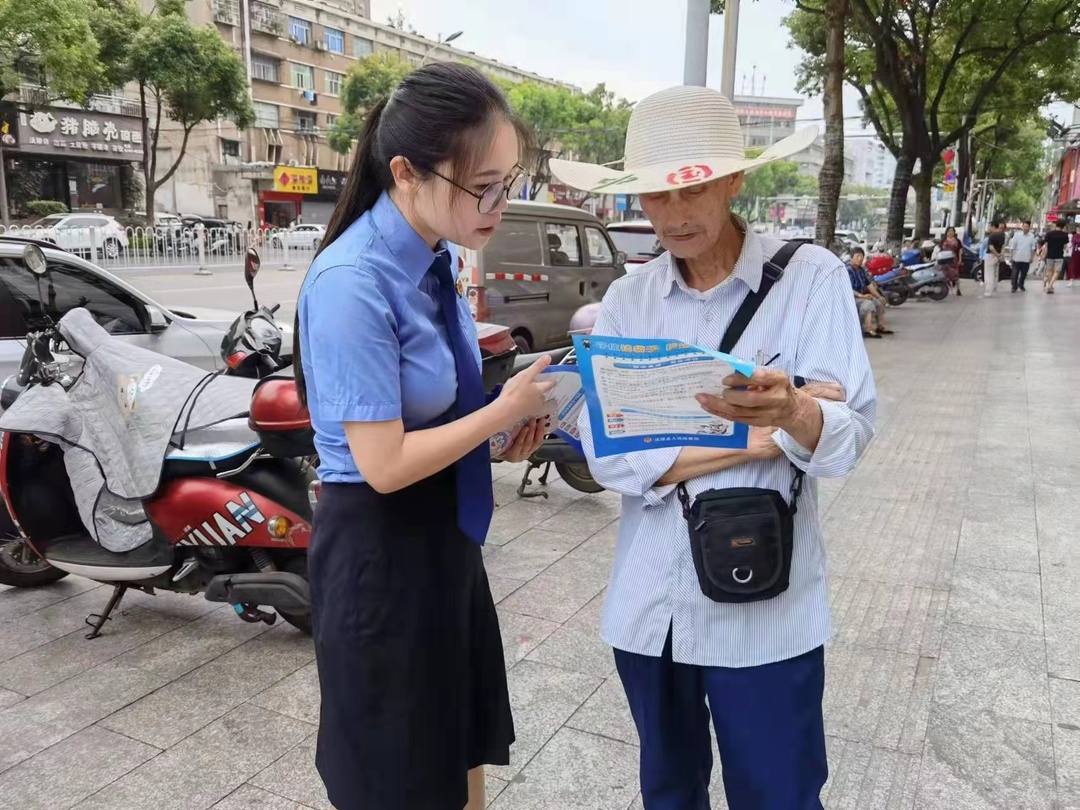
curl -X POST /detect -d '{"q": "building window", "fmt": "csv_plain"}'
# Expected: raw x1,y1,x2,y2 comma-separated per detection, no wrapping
294,110,317,133
262,128,283,163
288,17,311,45
353,37,373,57
325,70,344,96
252,101,279,129
291,63,315,90
404,52,423,67
220,138,241,160
326,113,339,129
251,55,279,83
323,27,344,53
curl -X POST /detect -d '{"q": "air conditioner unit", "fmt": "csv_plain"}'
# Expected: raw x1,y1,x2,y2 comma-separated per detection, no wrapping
287,159,300,166
315,41,325,50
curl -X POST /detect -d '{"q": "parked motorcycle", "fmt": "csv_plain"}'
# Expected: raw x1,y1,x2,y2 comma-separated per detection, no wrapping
0,245,317,638
893,255,951,301
515,303,603,498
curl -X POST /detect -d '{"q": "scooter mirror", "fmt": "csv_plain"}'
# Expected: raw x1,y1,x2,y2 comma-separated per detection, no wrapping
244,248,261,309
22,244,46,276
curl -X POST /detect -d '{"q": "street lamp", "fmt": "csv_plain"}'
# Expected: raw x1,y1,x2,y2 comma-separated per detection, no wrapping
421,30,464,66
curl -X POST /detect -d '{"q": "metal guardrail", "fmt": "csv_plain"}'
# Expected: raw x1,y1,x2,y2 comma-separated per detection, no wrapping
0,224,322,273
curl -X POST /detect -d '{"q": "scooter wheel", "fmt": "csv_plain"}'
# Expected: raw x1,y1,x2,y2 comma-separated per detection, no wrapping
885,289,908,306
273,552,312,635
926,283,950,301
555,462,605,494
0,535,68,588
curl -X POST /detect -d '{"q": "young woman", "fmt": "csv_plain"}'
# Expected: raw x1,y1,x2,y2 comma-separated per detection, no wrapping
940,226,963,295
293,63,554,810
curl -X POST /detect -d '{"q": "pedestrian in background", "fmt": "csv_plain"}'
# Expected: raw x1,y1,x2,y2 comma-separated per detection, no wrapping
984,220,1005,297
1009,220,1037,293
940,226,964,296
1041,219,1070,294
1067,222,1080,288
293,63,554,810
549,85,877,810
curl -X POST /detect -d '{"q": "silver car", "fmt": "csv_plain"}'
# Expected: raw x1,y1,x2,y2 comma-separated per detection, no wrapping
0,237,265,381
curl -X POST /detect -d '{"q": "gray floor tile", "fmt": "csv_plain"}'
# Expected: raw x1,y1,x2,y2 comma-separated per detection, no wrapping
250,735,331,810
72,704,314,810
483,529,586,580
828,578,948,657
0,687,23,710
486,774,509,808
490,727,639,810
537,497,619,537
16,586,134,640
487,501,566,547
1042,565,1080,612
823,644,932,753
526,593,615,679
1045,603,1080,681
497,608,561,670
954,514,1040,573
499,554,608,623
0,607,185,696
946,565,1043,635
0,578,102,623
211,784,314,810
249,660,320,726
1051,678,1080,794
125,589,226,622
565,675,637,745
492,660,602,781
0,621,53,664
487,574,526,604
98,626,313,748
915,704,1055,810
820,737,919,810
0,725,159,810
932,623,1051,724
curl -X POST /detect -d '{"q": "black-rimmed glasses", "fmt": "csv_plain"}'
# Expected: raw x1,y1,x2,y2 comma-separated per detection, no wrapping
426,165,529,214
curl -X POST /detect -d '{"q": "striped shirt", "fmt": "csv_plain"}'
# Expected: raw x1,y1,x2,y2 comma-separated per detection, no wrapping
579,227,877,668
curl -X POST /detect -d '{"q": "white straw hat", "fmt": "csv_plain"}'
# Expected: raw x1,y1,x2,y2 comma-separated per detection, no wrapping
549,85,818,195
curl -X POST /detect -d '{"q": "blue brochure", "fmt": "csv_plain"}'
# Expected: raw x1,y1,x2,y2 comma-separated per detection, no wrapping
571,334,757,458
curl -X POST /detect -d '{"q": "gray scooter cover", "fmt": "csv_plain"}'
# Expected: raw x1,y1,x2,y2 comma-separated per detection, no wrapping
0,308,256,552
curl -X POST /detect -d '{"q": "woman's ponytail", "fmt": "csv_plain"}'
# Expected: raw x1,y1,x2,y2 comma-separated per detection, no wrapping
294,96,391,407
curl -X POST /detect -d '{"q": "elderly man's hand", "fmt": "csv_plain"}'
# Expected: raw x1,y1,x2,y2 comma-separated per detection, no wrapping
799,380,846,402
695,368,804,429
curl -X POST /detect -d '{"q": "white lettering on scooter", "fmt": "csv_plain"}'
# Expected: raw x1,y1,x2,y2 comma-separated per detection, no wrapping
178,492,267,547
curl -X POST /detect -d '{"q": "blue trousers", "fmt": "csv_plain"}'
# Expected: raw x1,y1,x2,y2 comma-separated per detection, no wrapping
614,633,827,810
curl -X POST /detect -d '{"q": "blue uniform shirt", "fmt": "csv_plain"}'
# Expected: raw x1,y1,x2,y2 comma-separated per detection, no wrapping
298,192,480,483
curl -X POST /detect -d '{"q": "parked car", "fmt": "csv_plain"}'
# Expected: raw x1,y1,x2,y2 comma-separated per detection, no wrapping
0,237,268,380
26,212,129,260
271,223,326,251
456,202,626,353
606,220,663,267
181,215,244,255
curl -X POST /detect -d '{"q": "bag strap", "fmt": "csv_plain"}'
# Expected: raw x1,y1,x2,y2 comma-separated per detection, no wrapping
718,240,802,354
677,240,806,517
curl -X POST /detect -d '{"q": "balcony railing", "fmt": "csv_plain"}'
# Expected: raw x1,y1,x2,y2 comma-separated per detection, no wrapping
18,85,142,118
251,1,285,35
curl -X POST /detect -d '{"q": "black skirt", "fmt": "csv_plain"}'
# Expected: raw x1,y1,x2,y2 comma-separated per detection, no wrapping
308,472,514,810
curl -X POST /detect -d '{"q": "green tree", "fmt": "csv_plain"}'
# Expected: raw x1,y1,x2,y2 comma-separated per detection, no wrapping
0,0,104,223
973,118,1051,222
734,159,818,219
787,0,1080,245
328,53,413,154
114,1,253,223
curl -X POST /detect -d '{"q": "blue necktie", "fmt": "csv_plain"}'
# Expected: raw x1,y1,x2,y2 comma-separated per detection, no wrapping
431,251,494,545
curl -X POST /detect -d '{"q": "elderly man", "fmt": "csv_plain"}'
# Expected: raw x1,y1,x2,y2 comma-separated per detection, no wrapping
550,86,877,810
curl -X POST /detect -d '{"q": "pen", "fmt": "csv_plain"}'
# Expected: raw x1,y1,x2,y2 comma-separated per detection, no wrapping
763,353,781,367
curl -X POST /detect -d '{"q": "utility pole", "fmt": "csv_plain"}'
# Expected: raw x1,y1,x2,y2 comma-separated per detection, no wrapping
719,0,741,98
684,0,710,86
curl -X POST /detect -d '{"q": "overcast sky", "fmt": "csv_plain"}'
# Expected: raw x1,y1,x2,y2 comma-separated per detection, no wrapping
372,0,1077,134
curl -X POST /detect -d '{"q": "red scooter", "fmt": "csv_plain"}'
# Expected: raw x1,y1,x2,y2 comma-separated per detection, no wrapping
0,245,317,637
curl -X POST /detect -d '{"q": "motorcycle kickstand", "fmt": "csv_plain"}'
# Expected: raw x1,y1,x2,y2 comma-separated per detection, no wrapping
517,460,551,499
85,584,128,640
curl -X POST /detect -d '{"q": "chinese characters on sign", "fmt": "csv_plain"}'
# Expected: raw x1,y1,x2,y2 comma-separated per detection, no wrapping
273,166,319,194
14,108,145,160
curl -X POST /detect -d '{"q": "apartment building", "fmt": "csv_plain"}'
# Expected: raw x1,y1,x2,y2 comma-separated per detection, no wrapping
156,0,568,225
733,94,803,149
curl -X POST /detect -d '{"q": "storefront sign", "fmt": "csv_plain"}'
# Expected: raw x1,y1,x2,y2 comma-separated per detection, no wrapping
14,108,144,160
0,107,17,148
316,169,347,199
273,166,318,194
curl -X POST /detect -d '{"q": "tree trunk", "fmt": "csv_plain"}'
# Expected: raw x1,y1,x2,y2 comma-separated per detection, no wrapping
886,150,914,246
140,82,154,227
814,0,847,252
912,167,934,239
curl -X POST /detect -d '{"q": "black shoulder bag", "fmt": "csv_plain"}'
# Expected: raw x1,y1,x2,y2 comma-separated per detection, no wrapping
675,241,806,604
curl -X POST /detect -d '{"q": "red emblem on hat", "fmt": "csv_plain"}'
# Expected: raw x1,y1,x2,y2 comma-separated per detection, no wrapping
667,165,714,185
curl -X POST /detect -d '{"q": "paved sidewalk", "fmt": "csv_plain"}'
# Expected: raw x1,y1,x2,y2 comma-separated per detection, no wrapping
1,287,1079,809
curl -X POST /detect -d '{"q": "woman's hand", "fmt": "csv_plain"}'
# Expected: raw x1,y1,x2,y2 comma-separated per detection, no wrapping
495,356,556,422
747,426,782,460
499,417,547,463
